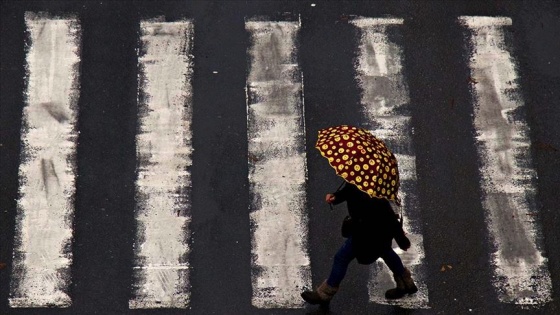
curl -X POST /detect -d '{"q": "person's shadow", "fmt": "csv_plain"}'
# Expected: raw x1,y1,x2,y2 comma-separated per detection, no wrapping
305,304,336,315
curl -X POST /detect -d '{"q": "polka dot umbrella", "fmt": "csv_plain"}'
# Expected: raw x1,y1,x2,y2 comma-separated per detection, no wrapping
315,125,401,205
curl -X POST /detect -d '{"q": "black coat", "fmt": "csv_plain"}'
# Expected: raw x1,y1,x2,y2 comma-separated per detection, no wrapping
333,183,400,264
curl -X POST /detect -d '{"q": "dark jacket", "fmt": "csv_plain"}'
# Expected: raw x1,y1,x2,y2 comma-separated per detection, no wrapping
333,183,400,265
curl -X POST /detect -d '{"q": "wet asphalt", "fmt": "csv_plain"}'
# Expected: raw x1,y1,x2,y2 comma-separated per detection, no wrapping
1,1,560,314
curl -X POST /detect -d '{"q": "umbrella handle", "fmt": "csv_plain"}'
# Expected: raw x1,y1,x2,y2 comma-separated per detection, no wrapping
396,202,404,227
390,201,404,226
329,180,345,211
335,180,346,192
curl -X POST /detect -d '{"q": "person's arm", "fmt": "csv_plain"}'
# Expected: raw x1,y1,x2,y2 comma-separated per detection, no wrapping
389,205,411,250
328,183,350,205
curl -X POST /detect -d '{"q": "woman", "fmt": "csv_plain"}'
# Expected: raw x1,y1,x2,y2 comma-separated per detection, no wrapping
301,182,417,306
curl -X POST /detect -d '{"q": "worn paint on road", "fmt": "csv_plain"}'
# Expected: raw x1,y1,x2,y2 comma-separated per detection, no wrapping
9,13,81,308
129,19,194,309
460,16,552,306
246,17,311,308
351,17,429,309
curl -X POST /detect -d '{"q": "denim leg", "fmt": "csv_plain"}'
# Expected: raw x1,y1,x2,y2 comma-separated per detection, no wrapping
326,237,356,287
380,247,405,276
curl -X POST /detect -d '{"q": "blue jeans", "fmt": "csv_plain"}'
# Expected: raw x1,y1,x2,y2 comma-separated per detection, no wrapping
326,237,405,287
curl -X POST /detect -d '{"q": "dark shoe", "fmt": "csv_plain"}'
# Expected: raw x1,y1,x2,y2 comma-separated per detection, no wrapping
385,274,406,299
385,268,417,299
301,280,339,306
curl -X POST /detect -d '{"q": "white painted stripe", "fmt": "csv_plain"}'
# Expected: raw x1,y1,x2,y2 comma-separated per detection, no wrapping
246,18,311,309
9,13,81,308
129,20,194,309
459,16,552,306
351,17,429,309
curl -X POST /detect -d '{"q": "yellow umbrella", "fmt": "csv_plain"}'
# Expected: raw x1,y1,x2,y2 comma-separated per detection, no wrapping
316,125,400,205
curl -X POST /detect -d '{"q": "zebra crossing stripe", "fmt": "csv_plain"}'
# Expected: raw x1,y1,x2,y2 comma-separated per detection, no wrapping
246,17,311,308
9,13,81,308
351,17,430,309
459,16,552,306
129,19,194,309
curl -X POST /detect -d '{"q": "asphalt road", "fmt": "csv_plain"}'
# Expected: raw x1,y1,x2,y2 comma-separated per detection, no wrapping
1,1,559,314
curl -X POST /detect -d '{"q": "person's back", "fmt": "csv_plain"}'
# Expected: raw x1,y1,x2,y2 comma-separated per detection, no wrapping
340,184,397,240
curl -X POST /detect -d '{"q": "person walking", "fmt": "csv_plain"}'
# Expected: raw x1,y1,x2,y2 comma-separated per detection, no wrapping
300,182,417,307
303,125,418,308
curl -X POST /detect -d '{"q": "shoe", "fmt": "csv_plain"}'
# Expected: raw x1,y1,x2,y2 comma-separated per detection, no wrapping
301,280,339,306
385,268,418,299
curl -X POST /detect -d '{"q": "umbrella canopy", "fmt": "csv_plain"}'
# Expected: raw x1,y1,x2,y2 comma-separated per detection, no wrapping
315,125,400,204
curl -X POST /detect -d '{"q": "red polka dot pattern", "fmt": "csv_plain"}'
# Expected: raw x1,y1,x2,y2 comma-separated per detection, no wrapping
316,125,400,204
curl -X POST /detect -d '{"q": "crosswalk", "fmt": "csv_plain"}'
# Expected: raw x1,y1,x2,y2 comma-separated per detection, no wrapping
9,13,80,308
460,16,552,305
4,12,554,311
350,17,429,308
246,17,311,309
129,19,195,309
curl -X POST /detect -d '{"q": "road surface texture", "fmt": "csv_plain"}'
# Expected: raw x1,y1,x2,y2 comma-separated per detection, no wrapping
1,1,559,314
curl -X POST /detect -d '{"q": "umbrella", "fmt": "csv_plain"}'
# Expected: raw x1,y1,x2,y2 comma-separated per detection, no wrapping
315,125,400,205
